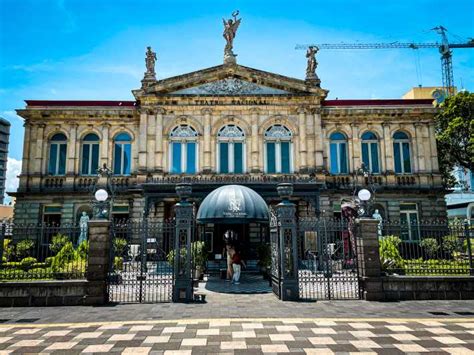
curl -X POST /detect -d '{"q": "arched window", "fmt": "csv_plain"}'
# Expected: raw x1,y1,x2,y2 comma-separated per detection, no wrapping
264,125,292,174
329,132,348,174
48,133,67,175
113,132,132,175
217,125,245,174
361,131,380,174
169,125,198,174
393,131,411,174
81,133,100,175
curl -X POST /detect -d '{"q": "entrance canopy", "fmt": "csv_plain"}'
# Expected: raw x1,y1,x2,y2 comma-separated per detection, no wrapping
196,185,269,224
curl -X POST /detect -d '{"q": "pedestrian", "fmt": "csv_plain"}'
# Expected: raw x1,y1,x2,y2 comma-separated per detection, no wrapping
231,250,246,284
224,243,235,281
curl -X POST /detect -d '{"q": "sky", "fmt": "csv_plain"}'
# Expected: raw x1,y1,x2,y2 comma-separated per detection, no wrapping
0,0,473,201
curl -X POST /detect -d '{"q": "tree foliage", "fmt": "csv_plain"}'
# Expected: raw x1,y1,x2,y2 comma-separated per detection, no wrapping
435,91,474,185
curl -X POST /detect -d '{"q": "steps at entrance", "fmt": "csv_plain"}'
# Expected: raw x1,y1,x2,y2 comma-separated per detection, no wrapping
206,260,260,274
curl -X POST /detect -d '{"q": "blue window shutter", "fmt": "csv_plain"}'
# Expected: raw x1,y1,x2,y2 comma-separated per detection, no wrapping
220,142,229,173
266,142,276,173
281,142,290,173
123,144,131,175
330,143,338,174
91,144,99,174
186,142,196,174
361,142,369,170
172,142,181,174
402,142,411,173
81,144,90,175
370,143,379,173
340,142,347,174
49,144,58,175
393,142,402,173
58,144,67,175
114,143,122,174
234,142,243,173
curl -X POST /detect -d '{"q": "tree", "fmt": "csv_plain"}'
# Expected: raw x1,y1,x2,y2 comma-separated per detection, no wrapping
435,91,474,186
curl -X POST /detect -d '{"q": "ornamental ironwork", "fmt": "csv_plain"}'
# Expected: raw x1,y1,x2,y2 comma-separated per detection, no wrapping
170,125,198,138
217,124,245,138
265,125,292,139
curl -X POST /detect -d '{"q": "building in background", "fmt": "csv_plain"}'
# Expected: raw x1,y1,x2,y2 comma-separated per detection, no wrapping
445,167,474,220
0,118,10,205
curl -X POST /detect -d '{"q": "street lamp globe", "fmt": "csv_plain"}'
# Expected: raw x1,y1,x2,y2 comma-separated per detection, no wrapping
358,188,371,201
95,189,109,202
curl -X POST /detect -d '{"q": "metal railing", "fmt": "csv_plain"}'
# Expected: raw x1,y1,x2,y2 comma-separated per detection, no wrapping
0,223,87,281
380,220,473,276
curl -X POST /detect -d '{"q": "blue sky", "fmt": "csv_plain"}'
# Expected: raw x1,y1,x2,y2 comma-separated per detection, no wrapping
0,0,473,197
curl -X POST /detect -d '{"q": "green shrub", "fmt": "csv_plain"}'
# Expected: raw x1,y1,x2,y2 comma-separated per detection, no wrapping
0,269,26,280
463,238,474,253
1,261,21,269
379,235,404,271
3,239,13,261
113,238,127,256
20,257,38,269
192,241,208,270
442,235,462,256
75,240,89,260
114,256,123,271
420,238,439,258
15,240,34,259
257,243,271,269
50,234,69,254
45,256,54,266
51,242,75,272
1,256,5,263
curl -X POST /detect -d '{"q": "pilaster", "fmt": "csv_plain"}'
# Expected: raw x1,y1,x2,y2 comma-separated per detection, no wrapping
101,123,110,168
250,108,260,173
147,110,156,171
138,110,148,172
155,108,165,172
202,108,212,173
34,123,46,174
67,123,78,175
313,108,324,170
297,107,307,172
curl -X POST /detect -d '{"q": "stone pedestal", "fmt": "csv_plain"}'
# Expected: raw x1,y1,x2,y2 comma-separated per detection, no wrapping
86,219,111,305
356,218,383,301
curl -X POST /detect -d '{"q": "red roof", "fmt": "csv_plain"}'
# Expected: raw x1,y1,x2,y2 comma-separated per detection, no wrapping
25,100,136,107
322,99,433,106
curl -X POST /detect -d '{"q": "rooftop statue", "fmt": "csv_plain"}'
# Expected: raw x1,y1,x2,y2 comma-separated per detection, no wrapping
223,10,241,64
306,46,319,80
145,46,157,78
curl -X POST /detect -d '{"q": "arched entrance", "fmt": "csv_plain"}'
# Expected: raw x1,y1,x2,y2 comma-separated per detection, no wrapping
196,185,271,292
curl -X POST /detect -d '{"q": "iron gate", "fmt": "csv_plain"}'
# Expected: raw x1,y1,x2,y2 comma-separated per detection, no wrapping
297,218,361,300
107,220,175,303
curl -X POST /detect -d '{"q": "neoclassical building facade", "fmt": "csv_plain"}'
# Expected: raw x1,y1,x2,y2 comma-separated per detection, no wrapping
12,54,446,239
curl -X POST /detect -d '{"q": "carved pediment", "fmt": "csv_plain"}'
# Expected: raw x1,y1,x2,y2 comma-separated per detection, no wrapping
171,78,290,95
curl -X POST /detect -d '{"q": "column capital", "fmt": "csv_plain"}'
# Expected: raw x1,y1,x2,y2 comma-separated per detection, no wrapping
249,107,260,114
200,108,213,115
297,105,308,114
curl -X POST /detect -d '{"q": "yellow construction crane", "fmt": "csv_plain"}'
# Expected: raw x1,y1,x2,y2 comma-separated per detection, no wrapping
296,26,474,97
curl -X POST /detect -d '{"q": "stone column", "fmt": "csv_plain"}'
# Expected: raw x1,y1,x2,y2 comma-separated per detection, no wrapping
28,124,37,174
415,123,425,172
202,109,212,173
275,183,299,301
86,219,111,305
298,107,307,172
355,218,383,301
101,123,110,168
173,184,193,302
313,108,324,170
67,123,77,175
155,108,164,172
428,123,439,172
351,123,360,172
138,110,148,172
382,124,393,172
250,108,260,173
34,123,45,174
147,111,156,171
21,122,31,174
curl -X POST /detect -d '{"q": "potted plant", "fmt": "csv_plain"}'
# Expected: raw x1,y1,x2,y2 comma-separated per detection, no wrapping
257,243,271,280
192,241,208,280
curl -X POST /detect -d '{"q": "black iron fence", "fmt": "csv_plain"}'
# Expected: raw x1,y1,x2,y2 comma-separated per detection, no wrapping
0,223,87,281
380,220,474,276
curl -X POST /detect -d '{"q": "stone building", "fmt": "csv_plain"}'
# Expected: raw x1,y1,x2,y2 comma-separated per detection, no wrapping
0,117,10,205
11,41,447,249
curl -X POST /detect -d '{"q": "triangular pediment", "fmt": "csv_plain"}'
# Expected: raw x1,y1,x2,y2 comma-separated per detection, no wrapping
136,64,327,97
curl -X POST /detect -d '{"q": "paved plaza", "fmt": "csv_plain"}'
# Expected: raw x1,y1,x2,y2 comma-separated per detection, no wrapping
0,294,473,354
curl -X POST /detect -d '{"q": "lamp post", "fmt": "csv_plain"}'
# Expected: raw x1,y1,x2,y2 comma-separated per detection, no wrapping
91,164,115,220
352,163,377,218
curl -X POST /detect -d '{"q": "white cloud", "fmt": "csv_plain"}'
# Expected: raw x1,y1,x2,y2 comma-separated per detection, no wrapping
1,111,23,123
4,157,21,204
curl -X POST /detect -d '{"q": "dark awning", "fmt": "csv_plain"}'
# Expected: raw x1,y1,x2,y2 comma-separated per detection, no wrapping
196,185,269,224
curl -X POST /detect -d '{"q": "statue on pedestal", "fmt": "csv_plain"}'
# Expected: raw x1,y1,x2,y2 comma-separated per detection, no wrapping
223,11,241,64
78,211,90,246
305,46,321,86
372,209,383,238
142,46,157,88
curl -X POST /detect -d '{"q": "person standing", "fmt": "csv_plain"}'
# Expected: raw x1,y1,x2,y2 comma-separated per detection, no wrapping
232,250,246,284
224,243,235,281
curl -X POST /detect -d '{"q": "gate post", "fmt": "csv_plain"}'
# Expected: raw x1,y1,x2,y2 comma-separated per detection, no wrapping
86,219,111,305
173,184,194,302
275,183,299,301
355,218,383,301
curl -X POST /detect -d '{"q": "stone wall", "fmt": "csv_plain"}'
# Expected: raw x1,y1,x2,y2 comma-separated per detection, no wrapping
381,276,474,300
0,280,89,306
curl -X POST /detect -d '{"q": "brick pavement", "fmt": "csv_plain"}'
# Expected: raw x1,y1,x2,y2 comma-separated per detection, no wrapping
0,318,473,354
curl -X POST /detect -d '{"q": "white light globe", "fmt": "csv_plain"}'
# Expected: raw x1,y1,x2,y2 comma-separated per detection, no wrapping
95,189,109,202
358,189,371,201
